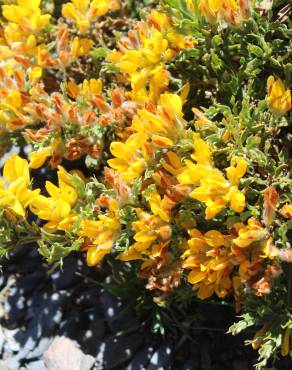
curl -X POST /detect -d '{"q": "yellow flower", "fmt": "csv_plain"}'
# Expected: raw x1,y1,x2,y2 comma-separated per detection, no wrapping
280,204,292,219
232,218,267,248
2,0,51,33
226,157,247,185
30,166,78,231
148,191,171,222
182,228,232,299
28,139,62,169
107,11,196,102
67,78,103,99
117,208,171,262
162,151,184,176
192,108,213,128
131,93,186,147
108,30,169,102
30,194,76,231
28,66,42,84
148,11,197,50
78,199,120,265
0,153,40,216
29,147,52,169
267,76,291,115
62,0,120,33
178,135,247,219
108,132,151,182
191,133,213,166
251,325,292,356
198,0,248,26
71,37,94,58
0,76,29,130
186,0,196,11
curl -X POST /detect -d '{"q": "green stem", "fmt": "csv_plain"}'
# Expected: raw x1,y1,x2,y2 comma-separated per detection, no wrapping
15,235,40,248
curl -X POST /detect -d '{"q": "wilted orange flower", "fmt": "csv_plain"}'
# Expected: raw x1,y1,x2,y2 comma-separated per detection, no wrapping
263,187,279,227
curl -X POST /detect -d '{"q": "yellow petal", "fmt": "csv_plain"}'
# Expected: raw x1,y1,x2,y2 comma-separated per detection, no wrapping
152,135,174,147
29,148,51,169
192,133,212,166
159,93,183,118
87,245,109,266
204,230,227,247
134,230,156,242
230,191,245,213
3,154,30,184
188,269,207,284
197,283,214,299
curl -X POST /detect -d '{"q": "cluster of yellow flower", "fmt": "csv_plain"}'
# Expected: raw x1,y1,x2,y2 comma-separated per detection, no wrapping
182,219,280,300
0,0,119,135
62,0,120,32
108,11,196,102
197,0,251,26
0,153,78,228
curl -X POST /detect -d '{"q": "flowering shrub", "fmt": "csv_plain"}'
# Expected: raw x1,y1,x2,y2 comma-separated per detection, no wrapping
0,0,291,367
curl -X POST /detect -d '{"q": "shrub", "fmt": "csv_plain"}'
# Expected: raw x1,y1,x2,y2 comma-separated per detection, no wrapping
0,0,291,367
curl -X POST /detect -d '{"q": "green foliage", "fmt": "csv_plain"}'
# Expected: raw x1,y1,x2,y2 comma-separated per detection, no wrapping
0,209,40,258
38,231,83,267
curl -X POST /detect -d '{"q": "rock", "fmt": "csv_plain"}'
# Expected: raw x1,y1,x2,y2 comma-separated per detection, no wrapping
232,359,250,370
17,271,46,296
181,355,200,370
200,339,212,370
43,336,95,370
103,333,143,369
27,360,47,370
58,316,81,338
99,290,123,320
99,290,138,332
50,256,82,290
147,343,173,370
7,357,20,370
26,337,53,360
3,328,21,352
211,364,226,370
95,341,106,370
4,287,26,323
40,292,66,337
81,316,106,356
0,325,5,353
26,291,46,310
88,312,106,341
0,360,8,370
125,345,156,370
75,289,99,307
12,291,66,361
11,303,43,360
0,275,6,290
